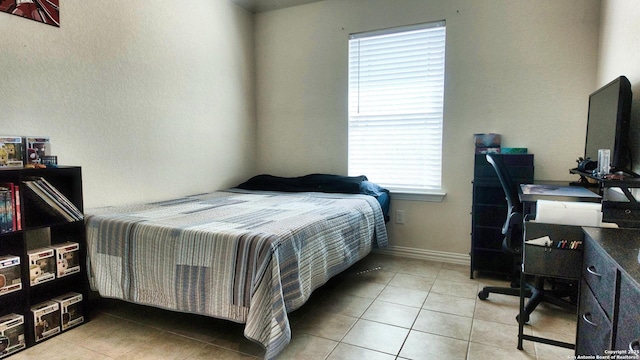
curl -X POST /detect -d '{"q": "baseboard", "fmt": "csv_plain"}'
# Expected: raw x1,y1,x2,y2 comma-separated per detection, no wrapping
373,245,470,266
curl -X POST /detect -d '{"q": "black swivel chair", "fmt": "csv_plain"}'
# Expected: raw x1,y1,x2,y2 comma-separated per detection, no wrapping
477,153,576,323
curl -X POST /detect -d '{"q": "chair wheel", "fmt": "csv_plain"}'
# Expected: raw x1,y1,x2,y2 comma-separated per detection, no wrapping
478,291,489,300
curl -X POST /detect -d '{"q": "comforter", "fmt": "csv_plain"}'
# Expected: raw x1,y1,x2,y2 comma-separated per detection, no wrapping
85,189,388,359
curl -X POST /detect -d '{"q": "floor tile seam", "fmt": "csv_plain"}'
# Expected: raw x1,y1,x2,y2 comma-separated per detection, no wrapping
369,296,427,311
357,312,419,331
391,270,439,280
434,271,482,282
322,341,392,360
43,336,118,359
295,296,377,346
164,331,265,359
420,306,475,319
467,336,536,355
99,307,265,357
398,329,472,360
116,325,215,358
98,309,155,327
428,288,478,300
294,314,360,343
377,283,430,308
343,318,415,358
382,283,434,294
468,316,540,358
529,327,578,338
407,325,472,344
392,268,442,278
101,312,262,359
201,345,264,360
79,311,173,340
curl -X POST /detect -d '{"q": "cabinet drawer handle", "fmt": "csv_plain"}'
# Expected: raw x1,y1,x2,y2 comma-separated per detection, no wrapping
586,265,602,277
582,313,598,327
630,339,640,359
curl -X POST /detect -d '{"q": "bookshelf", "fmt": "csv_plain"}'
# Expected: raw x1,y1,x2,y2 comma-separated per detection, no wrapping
0,167,86,357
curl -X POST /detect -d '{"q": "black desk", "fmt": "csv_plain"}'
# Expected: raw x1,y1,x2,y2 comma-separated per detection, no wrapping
517,221,583,350
516,184,601,351
519,184,601,216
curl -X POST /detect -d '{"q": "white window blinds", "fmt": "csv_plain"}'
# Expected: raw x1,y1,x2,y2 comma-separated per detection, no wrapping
348,21,446,193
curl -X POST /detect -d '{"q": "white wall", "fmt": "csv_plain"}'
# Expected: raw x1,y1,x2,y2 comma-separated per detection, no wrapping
254,0,601,258
599,0,640,174
0,1,256,209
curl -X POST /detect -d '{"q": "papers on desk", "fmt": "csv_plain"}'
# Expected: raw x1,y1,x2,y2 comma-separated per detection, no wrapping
535,199,602,227
521,184,601,198
525,235,552,247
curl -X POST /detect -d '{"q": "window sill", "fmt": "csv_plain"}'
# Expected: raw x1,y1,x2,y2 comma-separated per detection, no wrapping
389,191,446,202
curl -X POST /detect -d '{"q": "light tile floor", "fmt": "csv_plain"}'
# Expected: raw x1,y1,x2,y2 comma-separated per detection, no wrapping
10,253,577,359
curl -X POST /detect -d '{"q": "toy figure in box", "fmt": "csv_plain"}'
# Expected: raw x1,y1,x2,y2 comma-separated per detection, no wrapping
24,137,50,168
31,301,60,342
34,319,47,340
25,148,45,169
29,265,41,281
0,335,7,353
0,137,24,167
0,256,21,295
0,314,25,357
28,248,56,286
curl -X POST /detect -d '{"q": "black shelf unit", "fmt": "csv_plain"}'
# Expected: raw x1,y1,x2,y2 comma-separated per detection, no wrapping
0,166,86,356
470,154,534,278
570,168,640,228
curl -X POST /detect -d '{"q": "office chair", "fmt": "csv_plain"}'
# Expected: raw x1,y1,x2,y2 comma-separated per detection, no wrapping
477,153,577,323
477,153,527,298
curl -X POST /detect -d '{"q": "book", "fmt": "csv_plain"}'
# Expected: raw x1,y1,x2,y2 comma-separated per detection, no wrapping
0,187,13,233
0,183,18,231
14,185,22,231
22,178,83,222
0,183,22,232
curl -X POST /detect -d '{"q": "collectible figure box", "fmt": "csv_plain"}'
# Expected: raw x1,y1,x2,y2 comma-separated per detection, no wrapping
24,137,50,167
52,292,83,330
51,242,80,278
28,247,56,286
0,136,24,168
31,300,60,342
0,313,25,358
0,256,21,296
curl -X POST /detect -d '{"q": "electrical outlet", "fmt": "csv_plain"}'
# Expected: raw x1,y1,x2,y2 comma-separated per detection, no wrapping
395,210,405,224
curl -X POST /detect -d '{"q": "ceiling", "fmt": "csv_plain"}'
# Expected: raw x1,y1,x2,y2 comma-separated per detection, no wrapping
230,0,323,13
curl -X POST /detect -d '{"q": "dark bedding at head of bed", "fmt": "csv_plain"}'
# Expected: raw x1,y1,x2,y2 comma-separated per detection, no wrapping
235,174,391,221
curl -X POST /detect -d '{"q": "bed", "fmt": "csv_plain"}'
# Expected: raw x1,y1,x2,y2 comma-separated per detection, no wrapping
85,175,389,359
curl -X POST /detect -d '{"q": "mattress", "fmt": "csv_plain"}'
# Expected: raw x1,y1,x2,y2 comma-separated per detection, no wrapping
85,189,388,359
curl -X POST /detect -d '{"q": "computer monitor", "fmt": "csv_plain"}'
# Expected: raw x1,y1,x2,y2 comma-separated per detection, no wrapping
584,76,632,172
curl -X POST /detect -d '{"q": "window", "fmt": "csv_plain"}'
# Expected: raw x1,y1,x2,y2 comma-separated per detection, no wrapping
348,21,446,197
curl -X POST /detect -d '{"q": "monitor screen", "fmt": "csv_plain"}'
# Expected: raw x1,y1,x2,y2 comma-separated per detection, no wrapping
584,76,632,171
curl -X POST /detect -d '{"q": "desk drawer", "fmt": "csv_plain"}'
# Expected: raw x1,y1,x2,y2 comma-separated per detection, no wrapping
577,279,612,356
614,272,640,353
523,222,583,279
583,236,618,319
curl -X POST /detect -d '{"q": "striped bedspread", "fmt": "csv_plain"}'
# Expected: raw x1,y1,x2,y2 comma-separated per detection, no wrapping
85,189,388,359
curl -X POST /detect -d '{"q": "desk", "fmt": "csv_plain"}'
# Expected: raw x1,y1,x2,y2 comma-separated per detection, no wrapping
517,222,582,350
519,184,601,216
576,228,640,357
516,184,600,351
517,225,640,356
571,168,640,228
